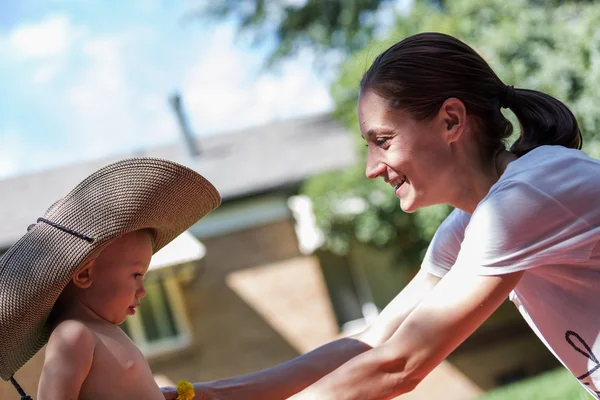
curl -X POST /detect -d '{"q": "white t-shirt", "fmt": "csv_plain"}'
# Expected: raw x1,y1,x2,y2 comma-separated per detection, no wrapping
422,145,600,398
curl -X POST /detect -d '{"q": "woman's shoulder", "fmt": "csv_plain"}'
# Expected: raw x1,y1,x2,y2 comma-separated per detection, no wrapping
474,145,600,230
504,145,598,177
433,208,471,240
495,145,600,198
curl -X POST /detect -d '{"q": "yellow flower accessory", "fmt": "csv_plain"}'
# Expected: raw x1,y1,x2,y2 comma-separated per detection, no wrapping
176,380,195,400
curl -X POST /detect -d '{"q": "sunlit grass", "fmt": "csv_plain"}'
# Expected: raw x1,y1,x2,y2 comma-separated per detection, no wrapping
478,368,593,400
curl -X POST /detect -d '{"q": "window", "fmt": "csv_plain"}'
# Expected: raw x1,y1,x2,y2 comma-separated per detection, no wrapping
288,195,386,335
316,249,380,335
317,242,416,336
120,273,192,358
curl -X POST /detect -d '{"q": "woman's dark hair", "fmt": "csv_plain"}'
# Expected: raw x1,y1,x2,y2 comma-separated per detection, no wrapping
360,32,582,158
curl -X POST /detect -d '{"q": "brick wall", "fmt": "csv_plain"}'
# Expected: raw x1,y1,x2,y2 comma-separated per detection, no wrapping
146,217,340,381
199,218,301,273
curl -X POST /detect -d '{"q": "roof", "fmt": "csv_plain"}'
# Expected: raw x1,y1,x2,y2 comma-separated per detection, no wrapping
0,113,357,249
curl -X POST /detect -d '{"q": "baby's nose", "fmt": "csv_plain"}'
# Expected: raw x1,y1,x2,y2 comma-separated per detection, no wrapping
137,284,147,298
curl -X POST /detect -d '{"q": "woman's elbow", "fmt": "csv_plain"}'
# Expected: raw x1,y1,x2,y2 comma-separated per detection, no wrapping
374,348,426,396
387,364,423,395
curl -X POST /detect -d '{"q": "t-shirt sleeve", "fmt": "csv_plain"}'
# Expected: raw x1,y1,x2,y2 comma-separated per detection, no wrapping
421,208,471,278
454,179,595,275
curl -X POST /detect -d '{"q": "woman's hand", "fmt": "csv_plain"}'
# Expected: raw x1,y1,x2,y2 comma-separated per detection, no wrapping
161,383,221,400
161,385,178,400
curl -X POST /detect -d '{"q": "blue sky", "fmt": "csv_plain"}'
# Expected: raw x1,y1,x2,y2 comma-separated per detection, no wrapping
0,0,338,179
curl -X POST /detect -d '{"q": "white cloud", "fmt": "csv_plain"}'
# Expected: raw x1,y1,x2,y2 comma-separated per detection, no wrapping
0,9,333,179
8,14,74,60
32,62,61,84
251,57,332,120
183,25,333,134
0,14,81,86
59,29,182,164
76,36,127,95
136,0,160,13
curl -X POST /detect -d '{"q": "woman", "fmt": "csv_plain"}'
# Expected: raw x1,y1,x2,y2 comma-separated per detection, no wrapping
164,32,600,400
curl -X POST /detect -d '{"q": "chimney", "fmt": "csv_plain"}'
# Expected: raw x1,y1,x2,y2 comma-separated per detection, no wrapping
169,91,200,157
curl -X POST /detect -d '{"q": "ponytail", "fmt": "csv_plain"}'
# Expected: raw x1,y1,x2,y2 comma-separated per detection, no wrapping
505,88,582,157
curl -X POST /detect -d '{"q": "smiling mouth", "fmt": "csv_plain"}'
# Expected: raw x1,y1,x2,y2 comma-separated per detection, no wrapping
394,178,407,191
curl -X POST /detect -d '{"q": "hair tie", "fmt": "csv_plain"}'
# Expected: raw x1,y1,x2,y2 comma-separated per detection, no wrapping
500,85,516,109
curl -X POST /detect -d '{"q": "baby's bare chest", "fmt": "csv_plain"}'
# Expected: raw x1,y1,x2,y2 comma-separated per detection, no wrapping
79,332,163,400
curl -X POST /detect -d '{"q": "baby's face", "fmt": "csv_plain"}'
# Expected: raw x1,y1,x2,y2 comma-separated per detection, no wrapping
83,230,153,324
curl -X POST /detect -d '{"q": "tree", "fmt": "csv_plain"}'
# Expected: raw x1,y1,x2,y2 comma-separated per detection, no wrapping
302,0,600,260
191,0,600,263
188,0,405,68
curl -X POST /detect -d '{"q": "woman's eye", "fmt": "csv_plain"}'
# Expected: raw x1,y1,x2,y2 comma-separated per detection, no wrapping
375,138,389,147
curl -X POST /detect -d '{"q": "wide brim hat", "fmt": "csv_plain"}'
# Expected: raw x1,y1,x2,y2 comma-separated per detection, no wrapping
0,157,221,380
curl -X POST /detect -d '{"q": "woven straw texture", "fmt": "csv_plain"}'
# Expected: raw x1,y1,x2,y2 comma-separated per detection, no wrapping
0,157,221,380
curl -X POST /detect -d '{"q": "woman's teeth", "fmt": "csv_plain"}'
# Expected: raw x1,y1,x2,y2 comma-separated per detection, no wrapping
395,178,406,191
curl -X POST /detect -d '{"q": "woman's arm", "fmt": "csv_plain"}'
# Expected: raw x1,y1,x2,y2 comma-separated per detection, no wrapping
289,267,524,400
357,268,441,347
162,269,441,400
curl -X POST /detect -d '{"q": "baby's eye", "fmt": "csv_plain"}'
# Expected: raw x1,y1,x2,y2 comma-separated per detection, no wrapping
133,273,144,279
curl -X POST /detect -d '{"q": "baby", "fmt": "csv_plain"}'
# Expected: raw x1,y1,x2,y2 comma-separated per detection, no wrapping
0,157,221,400
38,229,164,399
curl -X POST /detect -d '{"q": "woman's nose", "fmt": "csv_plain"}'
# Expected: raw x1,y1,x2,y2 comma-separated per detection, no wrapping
365,154,385,179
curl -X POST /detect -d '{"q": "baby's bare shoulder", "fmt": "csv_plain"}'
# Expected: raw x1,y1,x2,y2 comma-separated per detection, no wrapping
47,319,96,354
39,320,97,399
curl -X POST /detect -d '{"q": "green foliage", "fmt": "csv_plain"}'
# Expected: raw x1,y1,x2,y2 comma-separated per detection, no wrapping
189,0,395,68
302,154,433,263
478,368,592,399
302,0,600,258
195,0,600,260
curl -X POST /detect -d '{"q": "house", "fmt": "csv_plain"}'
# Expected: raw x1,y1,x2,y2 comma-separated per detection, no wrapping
0,113,552,399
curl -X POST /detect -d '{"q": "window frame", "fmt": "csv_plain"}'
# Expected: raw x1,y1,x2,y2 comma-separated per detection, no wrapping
121,272,192,359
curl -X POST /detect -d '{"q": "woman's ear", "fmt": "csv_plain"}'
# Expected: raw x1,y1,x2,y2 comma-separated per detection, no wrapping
72,259,95,289
440,97,467,144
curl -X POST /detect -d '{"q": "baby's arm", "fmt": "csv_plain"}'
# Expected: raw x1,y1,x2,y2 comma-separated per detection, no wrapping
38,320,95,400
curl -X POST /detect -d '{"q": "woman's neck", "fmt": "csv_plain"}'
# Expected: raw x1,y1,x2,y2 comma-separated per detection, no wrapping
450,150,517,214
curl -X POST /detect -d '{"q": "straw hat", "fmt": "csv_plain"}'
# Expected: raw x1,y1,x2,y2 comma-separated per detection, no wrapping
0,157,221,381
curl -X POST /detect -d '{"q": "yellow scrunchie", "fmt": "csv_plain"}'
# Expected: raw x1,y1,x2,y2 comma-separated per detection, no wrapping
176,380,195,400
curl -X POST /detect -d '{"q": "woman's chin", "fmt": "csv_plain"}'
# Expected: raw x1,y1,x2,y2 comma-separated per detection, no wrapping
399,193,426,213
399,198,418,213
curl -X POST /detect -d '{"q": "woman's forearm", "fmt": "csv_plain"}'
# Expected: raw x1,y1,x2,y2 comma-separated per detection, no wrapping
193,270,442,400
196,337,372,400
288,342,416,400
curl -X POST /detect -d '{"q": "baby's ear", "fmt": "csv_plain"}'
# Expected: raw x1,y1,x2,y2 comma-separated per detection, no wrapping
72,259,95,289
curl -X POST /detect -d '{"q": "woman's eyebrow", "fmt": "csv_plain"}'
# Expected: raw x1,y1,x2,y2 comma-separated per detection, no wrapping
364,128,394,139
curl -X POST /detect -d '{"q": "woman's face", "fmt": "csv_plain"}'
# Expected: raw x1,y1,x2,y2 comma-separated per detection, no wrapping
358,89,459,213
